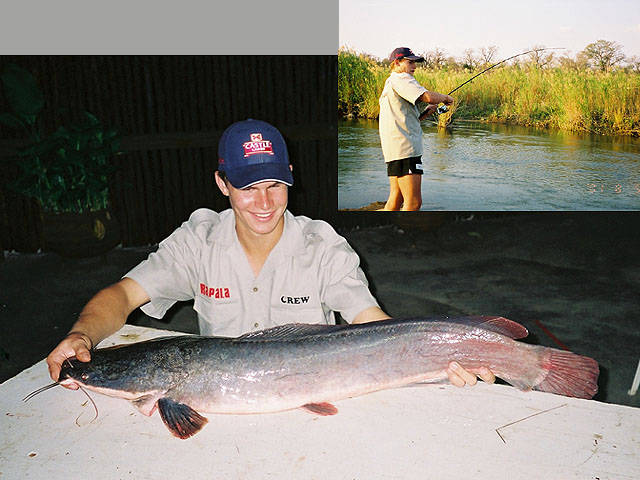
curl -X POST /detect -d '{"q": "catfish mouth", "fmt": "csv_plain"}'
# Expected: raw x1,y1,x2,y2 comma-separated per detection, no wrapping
59,377,85,389
58,365,164,406
58,377,162,402
57,366,90,389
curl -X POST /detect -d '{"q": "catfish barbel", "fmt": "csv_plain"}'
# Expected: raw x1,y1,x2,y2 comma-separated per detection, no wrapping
25,316,599,439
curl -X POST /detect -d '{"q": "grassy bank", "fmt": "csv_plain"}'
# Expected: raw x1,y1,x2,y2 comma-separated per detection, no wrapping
338,50,640,136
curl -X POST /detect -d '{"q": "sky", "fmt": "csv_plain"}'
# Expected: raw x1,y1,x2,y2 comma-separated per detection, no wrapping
340,0,640,62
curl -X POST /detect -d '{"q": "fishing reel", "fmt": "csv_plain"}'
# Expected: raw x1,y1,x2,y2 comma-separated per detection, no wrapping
420,103,450,119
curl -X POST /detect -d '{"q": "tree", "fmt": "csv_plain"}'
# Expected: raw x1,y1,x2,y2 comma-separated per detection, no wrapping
421,48,447,70
462,49,478,70
445,56,460,71
526,45,556,69
479,46,499,65
625,55,640,73
557,54,588,71
581,40,626,72
575,51,590,70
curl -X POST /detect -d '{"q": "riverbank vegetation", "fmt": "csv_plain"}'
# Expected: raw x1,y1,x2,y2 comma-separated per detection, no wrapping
338,44,640,136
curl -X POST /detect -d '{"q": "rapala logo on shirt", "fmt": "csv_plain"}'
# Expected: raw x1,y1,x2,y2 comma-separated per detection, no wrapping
200,283,230,299
243,133,274,157
280,295,310,305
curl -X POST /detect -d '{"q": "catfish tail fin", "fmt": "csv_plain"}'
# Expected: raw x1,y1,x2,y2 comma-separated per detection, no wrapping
534,350,599,399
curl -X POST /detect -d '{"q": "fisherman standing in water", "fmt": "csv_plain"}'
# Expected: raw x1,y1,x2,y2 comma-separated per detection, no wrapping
47,119,492,388
379,47,454,211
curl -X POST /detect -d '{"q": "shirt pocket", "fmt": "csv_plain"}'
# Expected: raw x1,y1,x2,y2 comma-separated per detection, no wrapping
194,296,242,336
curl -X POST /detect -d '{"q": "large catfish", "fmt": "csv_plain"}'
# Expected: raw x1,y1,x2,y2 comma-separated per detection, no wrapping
28,316,599,439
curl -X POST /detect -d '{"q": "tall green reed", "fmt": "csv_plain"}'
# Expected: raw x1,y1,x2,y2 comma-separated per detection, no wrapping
338,49,640,136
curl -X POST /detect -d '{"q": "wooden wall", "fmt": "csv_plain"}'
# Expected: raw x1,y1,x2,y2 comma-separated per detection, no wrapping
0,56,337,252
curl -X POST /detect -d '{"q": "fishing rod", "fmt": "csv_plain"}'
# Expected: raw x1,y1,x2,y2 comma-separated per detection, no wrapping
422,47,565,117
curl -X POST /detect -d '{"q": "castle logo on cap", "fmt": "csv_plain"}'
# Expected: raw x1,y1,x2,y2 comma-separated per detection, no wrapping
243,133,274,157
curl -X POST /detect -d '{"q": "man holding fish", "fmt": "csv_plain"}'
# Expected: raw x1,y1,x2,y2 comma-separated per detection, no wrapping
47,119,493,389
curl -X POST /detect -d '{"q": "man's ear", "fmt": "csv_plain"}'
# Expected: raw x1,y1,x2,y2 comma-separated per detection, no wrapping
214,171,230,196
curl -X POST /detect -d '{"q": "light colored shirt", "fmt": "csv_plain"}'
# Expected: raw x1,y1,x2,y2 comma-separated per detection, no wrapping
378,71,427,162
125,208,379,337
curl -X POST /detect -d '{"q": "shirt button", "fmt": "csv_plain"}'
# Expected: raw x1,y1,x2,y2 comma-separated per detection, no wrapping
254,322,259,328
253,287,258,292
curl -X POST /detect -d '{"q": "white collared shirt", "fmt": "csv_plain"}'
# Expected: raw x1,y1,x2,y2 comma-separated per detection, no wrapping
378,71,427,162
125,208,379,337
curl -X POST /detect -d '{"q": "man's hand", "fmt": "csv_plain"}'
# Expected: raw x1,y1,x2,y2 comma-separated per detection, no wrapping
45,278,150,385
46,332,93,388
419,104,439,121
446,361,496,387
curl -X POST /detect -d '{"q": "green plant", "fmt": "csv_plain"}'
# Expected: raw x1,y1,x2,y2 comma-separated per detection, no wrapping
0,64,121,213
338,52,640,136
338,48,381,118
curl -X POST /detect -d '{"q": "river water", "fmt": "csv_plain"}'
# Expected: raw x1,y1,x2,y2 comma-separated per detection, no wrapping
338,119,640,210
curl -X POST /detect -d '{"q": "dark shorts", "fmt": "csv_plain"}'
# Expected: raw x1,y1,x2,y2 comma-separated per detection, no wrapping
386,156,423,177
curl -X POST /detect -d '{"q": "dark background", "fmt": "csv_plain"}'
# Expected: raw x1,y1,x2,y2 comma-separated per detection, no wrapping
0,55,338,252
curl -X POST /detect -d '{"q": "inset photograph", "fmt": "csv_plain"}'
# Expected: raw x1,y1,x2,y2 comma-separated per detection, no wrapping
339,1,640,211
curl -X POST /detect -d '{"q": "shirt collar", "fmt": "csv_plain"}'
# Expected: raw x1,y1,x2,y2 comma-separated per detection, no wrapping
278,210,306,256
209,208,236,248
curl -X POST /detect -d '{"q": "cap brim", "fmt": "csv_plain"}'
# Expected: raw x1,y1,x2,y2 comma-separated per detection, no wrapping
226,163,293,189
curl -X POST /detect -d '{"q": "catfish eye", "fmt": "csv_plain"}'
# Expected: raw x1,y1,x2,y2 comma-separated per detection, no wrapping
81,373,89,380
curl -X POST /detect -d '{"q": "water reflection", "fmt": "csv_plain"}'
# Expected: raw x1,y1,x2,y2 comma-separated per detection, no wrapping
338,119,640,211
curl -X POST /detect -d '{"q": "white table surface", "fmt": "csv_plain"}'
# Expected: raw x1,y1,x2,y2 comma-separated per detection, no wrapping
1,324,638,480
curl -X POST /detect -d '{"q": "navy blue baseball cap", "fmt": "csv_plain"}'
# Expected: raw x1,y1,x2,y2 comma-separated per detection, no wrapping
218,119,294,189
389,47,424,62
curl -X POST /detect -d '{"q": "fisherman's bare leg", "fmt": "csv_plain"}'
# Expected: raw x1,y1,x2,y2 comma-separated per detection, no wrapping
397,173,422,211
384,176,404,210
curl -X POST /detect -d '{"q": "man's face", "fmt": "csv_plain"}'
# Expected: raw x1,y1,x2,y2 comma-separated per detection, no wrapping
398,58,417,75
215,173,289,239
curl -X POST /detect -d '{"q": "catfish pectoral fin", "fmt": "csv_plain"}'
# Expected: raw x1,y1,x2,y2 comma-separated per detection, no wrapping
301,402,338,416
157,398,209,439
131,393,162,416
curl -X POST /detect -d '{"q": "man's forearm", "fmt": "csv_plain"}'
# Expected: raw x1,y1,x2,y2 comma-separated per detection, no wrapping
351,306,392,324
69,278,149,347
419,91,453,105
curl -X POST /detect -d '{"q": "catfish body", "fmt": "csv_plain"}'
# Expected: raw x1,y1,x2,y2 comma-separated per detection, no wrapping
57,316,599,438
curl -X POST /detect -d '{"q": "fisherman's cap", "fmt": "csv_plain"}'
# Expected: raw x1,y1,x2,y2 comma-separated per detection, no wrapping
389,47,424,62
218,119,293,189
